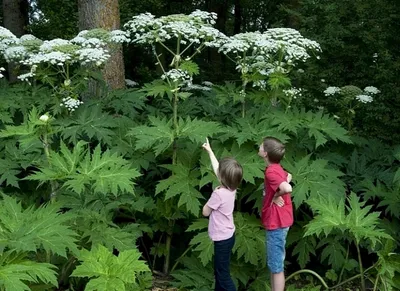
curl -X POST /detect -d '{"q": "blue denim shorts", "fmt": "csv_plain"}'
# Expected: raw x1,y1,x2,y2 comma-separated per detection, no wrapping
266,227,289,274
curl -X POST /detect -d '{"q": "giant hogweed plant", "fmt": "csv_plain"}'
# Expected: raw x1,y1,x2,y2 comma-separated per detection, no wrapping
121,9,369,290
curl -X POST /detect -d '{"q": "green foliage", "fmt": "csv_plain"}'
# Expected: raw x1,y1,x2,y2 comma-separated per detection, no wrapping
233,213,265,266
170,256,213,290
27,141,141,196
305,193,392,247
284,156,346,207
57,105,119,145
0,194,78,257
128,116,174,156
156,163,203,215
71,245,150,291
0,253,58,291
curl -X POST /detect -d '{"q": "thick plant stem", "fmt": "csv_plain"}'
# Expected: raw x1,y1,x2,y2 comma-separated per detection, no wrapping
42,130,57,203
329,263,377,290
356,243,366,291
163,234,172,274
170,244,194,274
286,269,329,290
338,245,349,283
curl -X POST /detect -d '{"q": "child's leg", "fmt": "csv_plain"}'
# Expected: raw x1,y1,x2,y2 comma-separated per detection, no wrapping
214,235,236,291
266,228,289,291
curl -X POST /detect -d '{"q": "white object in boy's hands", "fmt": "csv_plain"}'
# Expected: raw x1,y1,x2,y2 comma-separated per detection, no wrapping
287,173,292,183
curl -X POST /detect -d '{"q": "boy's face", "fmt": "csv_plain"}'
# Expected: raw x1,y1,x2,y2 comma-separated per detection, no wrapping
258,143,267,159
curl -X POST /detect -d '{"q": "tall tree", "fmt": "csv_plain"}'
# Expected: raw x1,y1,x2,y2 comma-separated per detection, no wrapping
2,0,29,82
78,0,125,90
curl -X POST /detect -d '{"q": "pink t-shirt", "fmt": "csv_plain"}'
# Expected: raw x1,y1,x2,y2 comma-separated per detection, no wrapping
206,187,236,241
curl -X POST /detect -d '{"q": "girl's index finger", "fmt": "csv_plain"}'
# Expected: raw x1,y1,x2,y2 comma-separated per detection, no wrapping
206,137,209,144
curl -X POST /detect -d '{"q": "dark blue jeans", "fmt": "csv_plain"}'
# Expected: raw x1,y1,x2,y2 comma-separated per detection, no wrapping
214,234,236,291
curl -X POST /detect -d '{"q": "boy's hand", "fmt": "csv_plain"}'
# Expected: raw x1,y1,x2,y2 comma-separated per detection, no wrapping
272,196,284,207
202,138,212,153
287,173,292,183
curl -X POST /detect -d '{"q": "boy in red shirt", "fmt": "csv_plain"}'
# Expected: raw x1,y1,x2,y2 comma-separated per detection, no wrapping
258,137,293,291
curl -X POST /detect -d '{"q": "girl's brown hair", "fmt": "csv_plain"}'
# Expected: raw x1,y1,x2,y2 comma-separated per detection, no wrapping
218,157,243,190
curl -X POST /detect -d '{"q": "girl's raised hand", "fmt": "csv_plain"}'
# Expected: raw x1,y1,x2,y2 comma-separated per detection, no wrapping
202,138,212,153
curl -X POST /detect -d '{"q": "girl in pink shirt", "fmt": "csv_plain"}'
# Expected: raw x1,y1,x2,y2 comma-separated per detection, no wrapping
202,138,243,291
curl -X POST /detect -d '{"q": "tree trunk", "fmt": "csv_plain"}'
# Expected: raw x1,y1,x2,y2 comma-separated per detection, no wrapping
2,0,29,82
78,0,125,90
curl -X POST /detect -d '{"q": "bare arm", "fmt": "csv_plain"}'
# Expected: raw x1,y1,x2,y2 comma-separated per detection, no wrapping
202,204,212,217
274,181,292,197
202,138,219,177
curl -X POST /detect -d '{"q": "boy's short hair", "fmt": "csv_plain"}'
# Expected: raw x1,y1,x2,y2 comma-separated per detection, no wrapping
218,158,243,191
263,137,285,163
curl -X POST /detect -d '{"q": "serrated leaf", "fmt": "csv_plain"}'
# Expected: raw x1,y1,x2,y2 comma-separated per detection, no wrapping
27,142,140,196
0,258,58,291
179,60,200,76
0,195,78,257
284,156,346,207
170,256,213,290
57,106,118,145
72,245,150,291
233,213,265,266
189,232,214,266
177,117,223,144
128,116,174,156
221,142,264,185
305,193,392,249
139,80,172,99
156,164,202,215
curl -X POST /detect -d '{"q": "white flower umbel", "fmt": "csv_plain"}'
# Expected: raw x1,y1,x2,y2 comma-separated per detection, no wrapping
0,67,5,78
283,87,303,99
110,30,131,43
0,26,18,52
219,28,320,88
4,46,27,62
40,39,72,52
60,97,84,112
76,48,111,66
356,94,373,103
324,86,341,96
124,11,227,48
364,86,380,95
23,51,72,66
161,69,192,86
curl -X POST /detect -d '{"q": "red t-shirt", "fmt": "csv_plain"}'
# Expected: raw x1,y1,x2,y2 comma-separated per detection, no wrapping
261,164,294,230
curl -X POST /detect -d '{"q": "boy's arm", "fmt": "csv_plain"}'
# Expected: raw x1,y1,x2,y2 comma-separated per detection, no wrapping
202,138,219,177
274,181,292,197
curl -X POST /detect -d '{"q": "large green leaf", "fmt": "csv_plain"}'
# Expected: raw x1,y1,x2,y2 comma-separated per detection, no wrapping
0,195,78,257
156,164,203,215
72,245,150,291
26,141,141,196
127,116,174,156
284,155,346,207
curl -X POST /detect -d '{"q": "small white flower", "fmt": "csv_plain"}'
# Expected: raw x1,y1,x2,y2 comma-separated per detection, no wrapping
61,97,84,112
0,67,4,78
333,115,340,119
39,114,49,122
356,94,373,103
364,86,380,95
321,79,325,83
324,86,341,96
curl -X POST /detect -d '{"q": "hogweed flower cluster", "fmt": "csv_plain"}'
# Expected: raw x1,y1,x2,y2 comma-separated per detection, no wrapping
0,26,130,112
161,69,192,86
60,97,84,112
323,85,379,103
0,67,5,78
124,10,226,48
218,28,321,89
